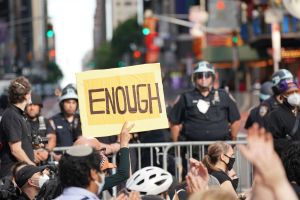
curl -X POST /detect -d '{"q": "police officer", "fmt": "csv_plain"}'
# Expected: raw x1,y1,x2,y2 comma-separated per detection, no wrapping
49,84,81,149
244,81,273,129
265,80,300,140
26,93,55,163
256,69,294,128
169,61,241,141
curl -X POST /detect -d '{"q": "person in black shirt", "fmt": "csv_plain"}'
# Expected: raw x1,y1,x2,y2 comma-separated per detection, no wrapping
202,142,237,197
14,164,49,200
169,61,240,142
0,76,35,178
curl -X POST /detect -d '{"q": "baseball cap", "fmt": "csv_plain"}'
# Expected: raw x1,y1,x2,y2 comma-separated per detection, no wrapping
15,165,46,188
100,154,117,171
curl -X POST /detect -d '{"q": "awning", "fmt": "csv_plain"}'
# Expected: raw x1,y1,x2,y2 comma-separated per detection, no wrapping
203,45,261,63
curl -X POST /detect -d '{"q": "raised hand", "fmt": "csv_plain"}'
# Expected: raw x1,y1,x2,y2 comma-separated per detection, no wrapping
119,121,134,148
186,159,209,195
239,123,298,200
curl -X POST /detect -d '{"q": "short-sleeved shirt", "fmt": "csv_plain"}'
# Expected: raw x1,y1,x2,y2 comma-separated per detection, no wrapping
210,170,232,185
50,113,82,147
0,105,34,178
245,96,280,129
251,96,280,128
169,88,240,141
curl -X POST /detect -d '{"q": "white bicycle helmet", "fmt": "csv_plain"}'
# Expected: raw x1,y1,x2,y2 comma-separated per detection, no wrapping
126,166,173,195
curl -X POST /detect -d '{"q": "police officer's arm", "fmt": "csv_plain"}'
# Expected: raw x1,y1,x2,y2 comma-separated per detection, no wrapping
48,119,57,151
170,124,181,142
169,95,185,142
225,92,241,140
45,119,56,151
230,120,241,140
46,134,56,151
9,141,35,165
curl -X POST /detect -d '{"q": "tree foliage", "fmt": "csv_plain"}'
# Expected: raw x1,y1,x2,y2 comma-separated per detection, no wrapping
94,17,143,69
46,62,63,83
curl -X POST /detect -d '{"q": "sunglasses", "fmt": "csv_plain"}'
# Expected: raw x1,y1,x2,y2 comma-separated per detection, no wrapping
196,72,212,79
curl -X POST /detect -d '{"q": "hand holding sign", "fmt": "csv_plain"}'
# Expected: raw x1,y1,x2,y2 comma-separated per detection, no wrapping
120,121,135,148
76,63,168,137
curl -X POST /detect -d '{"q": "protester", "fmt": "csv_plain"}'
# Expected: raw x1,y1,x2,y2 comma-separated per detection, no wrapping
202,142,238,197
0,76,35,178
74,121,134,191
239,123,298,200
14,164,49,200
54,145,105,200
168,158,220,200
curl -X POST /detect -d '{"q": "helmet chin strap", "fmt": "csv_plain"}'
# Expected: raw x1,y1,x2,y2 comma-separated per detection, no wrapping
196,84,212,92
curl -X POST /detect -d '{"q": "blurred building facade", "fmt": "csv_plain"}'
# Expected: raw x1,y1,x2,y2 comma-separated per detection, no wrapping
0,0,55,81
93,0,300,92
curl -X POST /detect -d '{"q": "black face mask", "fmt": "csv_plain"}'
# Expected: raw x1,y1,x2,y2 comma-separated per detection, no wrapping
232,178,239,190
224,154,235,171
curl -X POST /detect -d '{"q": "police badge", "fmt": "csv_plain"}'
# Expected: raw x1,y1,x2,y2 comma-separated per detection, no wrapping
259,105,268,117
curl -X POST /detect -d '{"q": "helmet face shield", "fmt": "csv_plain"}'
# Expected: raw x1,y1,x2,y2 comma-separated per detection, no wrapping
195,72,213,80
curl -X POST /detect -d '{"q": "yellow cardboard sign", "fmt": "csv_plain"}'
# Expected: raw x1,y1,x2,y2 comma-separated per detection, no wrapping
76,63,168,137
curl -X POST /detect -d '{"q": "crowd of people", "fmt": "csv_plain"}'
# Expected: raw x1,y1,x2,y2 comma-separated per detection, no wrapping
0,61,299,200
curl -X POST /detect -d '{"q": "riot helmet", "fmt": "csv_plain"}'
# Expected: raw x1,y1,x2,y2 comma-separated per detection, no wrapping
30,93,43,107
271,69,294,95
59,84,78,112
192,61,215,90
59,84,78,103
259,81,273,101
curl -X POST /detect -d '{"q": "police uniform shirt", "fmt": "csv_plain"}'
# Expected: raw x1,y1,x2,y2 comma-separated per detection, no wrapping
28,117,54,138
169,88,240,141
245,106,265,129
0,105,34,178
50,113,82,147
245,96,279,129
265,103,300,140
260,96,279,119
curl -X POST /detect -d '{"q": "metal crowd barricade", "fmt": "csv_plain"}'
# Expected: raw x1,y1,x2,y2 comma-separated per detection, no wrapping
122,140,252,192
50,139,252,196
